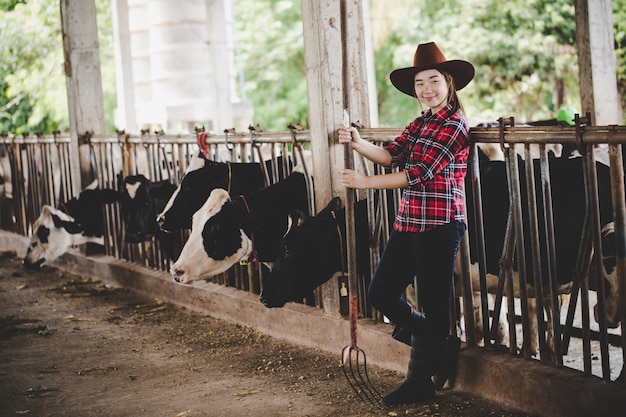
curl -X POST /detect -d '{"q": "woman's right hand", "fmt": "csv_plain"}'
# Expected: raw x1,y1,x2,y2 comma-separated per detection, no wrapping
337,124,360,147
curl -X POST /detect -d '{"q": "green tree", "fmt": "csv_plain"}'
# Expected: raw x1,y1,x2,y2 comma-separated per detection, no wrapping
232,0,308,130
0,0,115,135
372,0,582,126
0,0,66,134
614,0,626,120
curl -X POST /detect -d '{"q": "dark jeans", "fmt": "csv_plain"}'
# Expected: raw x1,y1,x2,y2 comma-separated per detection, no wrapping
367,221,466,338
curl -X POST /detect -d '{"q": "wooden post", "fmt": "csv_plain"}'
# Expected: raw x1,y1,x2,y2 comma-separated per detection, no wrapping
575,0,625,381
60,0,106,191
301,0,373,317
575,0,623,124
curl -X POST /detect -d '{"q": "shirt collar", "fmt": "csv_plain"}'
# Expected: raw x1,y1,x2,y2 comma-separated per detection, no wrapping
421,103,456,122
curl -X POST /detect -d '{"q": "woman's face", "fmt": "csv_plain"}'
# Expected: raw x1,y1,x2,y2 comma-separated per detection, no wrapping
414,69,450,113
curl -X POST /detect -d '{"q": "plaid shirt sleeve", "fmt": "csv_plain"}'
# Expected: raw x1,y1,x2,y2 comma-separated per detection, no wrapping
384,106,471,232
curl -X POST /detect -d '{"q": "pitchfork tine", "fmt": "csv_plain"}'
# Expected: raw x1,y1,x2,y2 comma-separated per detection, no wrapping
342,345,383,405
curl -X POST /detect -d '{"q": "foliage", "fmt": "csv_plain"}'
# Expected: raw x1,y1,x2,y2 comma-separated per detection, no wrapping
232,0,308,130
372,0,582,126
0,0,114,135
0,0,25,12
614,0,626,115
0,0,66,134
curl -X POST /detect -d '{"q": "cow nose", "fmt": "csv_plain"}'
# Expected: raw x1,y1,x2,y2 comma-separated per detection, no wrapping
23,257,45,270
259,292,269,307
157,216,174,233
172,268,185,283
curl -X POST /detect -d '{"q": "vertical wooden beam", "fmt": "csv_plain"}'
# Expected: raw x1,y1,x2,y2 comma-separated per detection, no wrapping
301,0,372,317
60,0,106,191
575,0,622,124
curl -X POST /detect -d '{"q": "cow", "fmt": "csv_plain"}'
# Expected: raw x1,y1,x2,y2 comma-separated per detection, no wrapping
593,221,622,331
260,196,371,308
118,174,178,260
22,183,119,269
156,150,270,232
463,154,617,356
170,169,311,284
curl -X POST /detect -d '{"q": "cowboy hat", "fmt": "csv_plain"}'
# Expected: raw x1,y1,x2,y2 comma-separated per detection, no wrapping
390,41,475,97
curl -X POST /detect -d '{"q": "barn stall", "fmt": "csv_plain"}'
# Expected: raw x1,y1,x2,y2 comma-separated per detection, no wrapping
2,0,626,415
1,119,626,416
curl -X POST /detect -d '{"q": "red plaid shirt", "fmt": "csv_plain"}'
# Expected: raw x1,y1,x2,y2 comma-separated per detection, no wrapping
385,104,470,232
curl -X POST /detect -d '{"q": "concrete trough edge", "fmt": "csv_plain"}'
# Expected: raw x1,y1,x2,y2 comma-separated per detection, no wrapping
3,230,625,417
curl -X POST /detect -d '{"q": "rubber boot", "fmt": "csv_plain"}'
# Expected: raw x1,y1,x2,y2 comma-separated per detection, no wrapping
432,335,462,390
382,336,446,406
391,308,426,346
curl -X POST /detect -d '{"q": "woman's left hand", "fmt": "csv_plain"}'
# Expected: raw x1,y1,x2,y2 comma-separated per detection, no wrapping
340,168,366,189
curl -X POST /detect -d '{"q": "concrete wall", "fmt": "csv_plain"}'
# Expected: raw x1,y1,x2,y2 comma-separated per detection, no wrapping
2,230,625,417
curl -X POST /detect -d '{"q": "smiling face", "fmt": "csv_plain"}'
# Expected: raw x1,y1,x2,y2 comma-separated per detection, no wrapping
414,68,451,113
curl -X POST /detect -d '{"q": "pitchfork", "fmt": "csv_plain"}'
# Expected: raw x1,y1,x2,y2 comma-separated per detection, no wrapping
338,0,382,404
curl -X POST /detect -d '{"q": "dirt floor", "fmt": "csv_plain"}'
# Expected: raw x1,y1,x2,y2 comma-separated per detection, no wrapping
0,251,540,417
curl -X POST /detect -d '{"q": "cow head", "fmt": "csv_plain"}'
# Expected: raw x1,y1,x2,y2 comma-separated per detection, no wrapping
23,205,83,269
170,188,252,284
22,187,119,269
119,174,176,243
260,197,343,308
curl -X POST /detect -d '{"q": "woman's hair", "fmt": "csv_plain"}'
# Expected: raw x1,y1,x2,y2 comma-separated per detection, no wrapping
441,71,466,117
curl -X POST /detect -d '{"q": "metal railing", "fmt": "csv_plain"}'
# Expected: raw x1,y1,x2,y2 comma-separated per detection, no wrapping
1,121,624,383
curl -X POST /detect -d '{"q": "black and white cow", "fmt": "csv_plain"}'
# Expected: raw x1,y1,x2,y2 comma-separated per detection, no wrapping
22,183,119,269
260,196,371,308
170,170,310,284
119,175,175,243
118,174,178,260
157,150,269,232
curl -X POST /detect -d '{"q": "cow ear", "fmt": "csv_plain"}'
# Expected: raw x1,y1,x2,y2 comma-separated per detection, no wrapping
317,197,342,217
288,209,307,226
52,213,82,234
85,179,99,190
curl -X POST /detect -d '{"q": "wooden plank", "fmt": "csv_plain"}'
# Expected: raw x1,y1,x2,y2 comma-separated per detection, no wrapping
575,0,622,124
301,0,372,317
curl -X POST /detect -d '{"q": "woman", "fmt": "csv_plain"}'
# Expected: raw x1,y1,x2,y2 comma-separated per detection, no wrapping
338,41,474,406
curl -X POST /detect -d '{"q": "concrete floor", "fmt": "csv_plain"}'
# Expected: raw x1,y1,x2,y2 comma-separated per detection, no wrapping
2,230,625,417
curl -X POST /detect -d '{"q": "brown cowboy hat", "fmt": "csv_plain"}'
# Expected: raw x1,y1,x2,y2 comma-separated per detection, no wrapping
390,41,475,97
